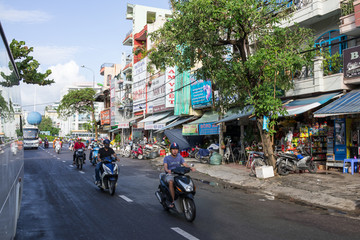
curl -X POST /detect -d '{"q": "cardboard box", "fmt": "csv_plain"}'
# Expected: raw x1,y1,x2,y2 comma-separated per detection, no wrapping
256,166,274,179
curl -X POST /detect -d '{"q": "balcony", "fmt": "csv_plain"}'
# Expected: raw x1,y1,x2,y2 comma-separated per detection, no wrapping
123,62,132,74
134,25,147,41
281,0,340,27
123,30,133,46
339,0,360,35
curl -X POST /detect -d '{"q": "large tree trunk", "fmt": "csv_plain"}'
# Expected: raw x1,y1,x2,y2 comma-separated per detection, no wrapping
256,118,276,168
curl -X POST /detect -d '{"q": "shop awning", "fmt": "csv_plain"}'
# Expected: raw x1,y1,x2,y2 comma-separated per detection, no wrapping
314,90,360,117
139,112,171,123
156,115,179,124
127,115,143,124
214,106,254,124
156,116,197,132
108,128,121,133
164,129,190,150
184,111,219,125
283,92,340,117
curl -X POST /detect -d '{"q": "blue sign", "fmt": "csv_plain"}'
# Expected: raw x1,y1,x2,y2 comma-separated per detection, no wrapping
334,118,346,160
199,122,220,135
190,76,212,109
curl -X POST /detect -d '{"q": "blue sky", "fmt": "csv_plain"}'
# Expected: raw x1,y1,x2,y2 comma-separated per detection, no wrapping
0,0,171,113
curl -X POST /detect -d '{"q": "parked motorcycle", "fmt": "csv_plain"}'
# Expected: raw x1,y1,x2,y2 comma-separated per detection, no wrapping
276,147,317,175
75,148,85,170
95,156,119,196
155,166,196,222
131,144,144,159
55,142,61,154
188,146,199,158
90,146,100,166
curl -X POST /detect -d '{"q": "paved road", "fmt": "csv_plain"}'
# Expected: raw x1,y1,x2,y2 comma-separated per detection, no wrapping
15,146,360,240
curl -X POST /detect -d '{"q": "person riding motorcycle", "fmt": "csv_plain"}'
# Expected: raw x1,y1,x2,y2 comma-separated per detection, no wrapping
163,142,195,208
73,138,86,164
88,139,99,161
95,139,119,186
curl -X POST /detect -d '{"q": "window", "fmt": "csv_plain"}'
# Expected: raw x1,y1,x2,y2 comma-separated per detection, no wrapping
314,30,347,56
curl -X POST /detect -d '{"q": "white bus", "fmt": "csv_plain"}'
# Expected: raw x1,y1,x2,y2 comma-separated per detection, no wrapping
23,125,40,149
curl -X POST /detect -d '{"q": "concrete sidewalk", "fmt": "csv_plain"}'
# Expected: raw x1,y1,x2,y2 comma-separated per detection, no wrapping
150,157,360,214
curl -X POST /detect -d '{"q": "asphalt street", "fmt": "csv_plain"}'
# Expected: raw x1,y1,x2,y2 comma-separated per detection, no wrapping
15,146,360,240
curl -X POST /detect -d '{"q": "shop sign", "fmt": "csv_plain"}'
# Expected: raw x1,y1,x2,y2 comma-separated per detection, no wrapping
103,125,111,131
182,124,198,135
149,73,166,111
190,76,212,109
343,45,360,79
100,109,111,125
145,122,165,130
199,122,220,135
118,122,129,129
132,57,147,106
137,122,145,129
165,67,176,108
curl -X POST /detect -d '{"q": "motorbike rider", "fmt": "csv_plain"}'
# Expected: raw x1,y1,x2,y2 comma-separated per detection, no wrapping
163,142,195,208
73,138,86,164
95,139,119,186
88,139,99,161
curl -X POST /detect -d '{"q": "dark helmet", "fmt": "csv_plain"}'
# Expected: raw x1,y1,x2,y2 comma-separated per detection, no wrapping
103,139,111,145
170,142,179,150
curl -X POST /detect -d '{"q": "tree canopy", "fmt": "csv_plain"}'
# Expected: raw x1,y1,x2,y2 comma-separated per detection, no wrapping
0,39,54,87
38,116,60,136
149,0,314,166
57,88,98,139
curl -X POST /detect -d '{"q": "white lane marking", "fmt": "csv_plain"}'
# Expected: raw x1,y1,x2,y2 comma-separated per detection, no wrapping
171,228,199,240
69,165,74,168
79,171,85,174
62,161,66,163
57,158,60,160
119,195,133,203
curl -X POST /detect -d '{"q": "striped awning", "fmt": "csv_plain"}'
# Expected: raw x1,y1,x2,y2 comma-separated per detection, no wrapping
314,90,360,117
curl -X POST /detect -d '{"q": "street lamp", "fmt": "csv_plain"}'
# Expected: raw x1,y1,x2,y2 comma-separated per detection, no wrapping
81,65,95,88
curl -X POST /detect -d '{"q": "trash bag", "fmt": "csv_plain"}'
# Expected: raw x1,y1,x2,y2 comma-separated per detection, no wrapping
210,152,222,165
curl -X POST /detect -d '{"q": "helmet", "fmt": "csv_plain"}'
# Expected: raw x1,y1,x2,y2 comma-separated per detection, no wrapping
170,142,179,150
103,139,111,145
77,138,81,141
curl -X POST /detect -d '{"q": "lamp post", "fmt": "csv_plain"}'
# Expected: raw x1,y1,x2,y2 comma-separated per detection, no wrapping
81,65,95,88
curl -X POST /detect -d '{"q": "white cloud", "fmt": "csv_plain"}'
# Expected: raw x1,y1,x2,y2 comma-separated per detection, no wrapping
21,61,88,113
0,3,52,23
33,45,80,66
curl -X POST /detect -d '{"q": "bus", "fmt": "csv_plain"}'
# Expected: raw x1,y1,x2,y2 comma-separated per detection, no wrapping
23,125,40,150
0,21,24,239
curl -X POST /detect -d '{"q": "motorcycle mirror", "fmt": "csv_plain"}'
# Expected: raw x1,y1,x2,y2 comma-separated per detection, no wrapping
190,163,194,167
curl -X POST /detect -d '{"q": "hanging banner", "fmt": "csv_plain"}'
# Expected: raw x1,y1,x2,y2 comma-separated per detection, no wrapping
182,124,198,135
165,67,176,108
100,109,111,125
132,57,147,113
118,122,129,129
199,122,220,135
190,76,212,109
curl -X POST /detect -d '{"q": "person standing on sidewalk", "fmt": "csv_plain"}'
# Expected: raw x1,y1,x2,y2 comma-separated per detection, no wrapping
163,142,195,208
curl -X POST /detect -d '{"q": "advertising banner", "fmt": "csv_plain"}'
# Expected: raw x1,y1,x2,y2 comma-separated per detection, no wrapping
118,122,129,129
165,67,176,108
182,124,198,135
100,109,110,125
148,72,166,113
132,57,147,111
199,122,220,135
145,122,166,130
190,76,212,109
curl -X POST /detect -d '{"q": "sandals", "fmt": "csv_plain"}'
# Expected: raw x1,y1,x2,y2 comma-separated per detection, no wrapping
169,202,175,208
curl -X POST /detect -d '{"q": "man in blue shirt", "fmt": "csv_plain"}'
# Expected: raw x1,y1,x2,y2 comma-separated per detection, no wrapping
163,142,195,207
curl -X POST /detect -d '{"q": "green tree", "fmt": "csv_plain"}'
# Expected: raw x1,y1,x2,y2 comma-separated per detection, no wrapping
0,39,54,87
38,116,60,136
149,0,313,167
57,88,98,139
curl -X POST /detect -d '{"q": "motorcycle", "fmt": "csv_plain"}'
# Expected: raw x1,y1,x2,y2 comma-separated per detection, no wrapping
55,142,61,154
155,166,196,222
75,148,85,170
276,147,317,175
95,156,119,196
44,140,49,148
188,146,199,158
131,144,144,159
90,146,100,166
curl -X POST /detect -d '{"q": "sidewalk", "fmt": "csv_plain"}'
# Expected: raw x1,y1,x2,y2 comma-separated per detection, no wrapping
150,157,360,214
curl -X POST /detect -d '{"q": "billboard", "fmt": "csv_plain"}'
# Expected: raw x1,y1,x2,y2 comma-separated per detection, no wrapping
190,76,212,109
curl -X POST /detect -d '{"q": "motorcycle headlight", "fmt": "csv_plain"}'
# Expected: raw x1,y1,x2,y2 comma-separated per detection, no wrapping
179,179,194,192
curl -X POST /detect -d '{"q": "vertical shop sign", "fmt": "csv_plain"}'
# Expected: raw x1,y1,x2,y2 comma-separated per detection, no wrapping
165,67,175,108
334,118,346,160
132,57,147,113
190,75,212,109
100,109,111,125
151,73,166,112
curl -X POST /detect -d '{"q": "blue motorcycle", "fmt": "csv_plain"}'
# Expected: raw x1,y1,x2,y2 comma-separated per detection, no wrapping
90,146,100,166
